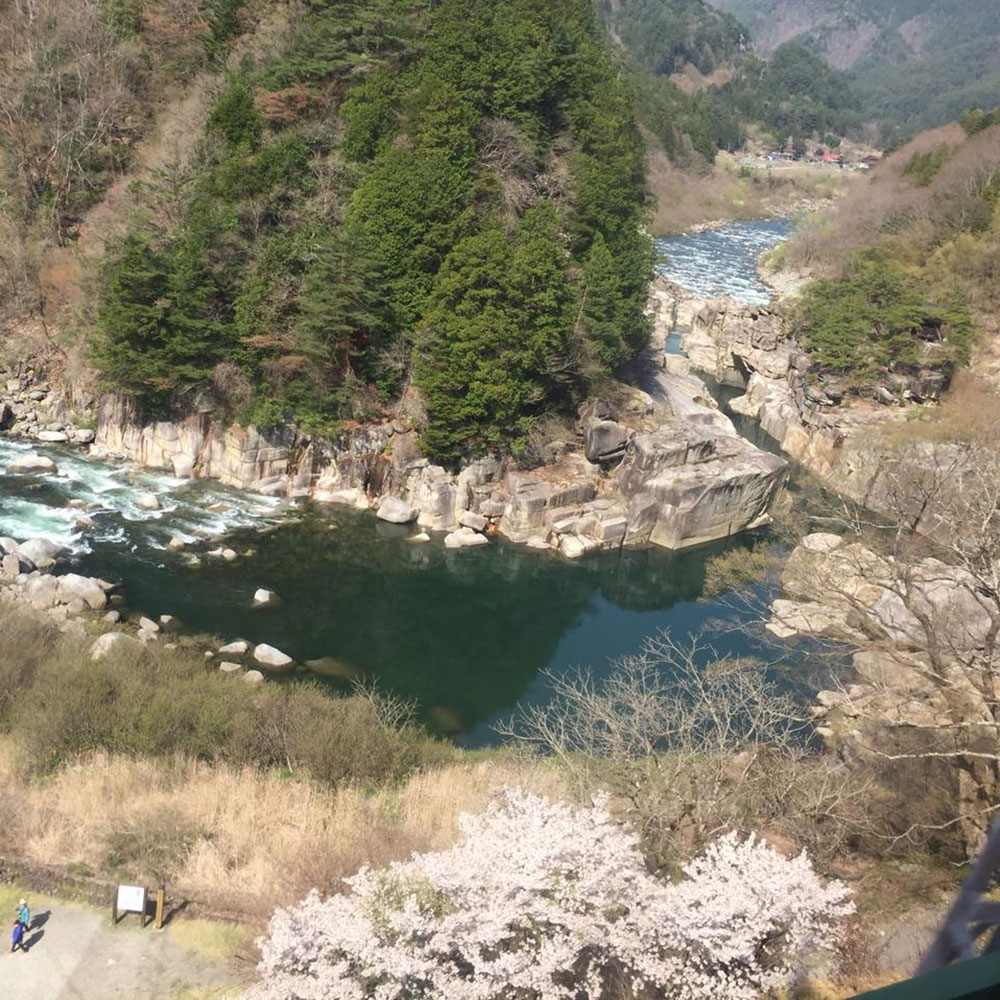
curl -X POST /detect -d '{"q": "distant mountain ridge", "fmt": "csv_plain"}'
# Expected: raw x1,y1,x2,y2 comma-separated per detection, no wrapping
705,0,1000,134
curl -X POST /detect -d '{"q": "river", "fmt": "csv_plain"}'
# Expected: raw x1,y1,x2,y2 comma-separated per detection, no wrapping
0,218,798,744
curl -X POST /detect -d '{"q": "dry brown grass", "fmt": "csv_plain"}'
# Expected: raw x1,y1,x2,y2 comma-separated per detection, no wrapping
0,741,566,918
647,150,853,235
878,371,1000,445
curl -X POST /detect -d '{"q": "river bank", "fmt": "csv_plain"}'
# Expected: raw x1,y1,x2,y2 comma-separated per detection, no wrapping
0,217,813,743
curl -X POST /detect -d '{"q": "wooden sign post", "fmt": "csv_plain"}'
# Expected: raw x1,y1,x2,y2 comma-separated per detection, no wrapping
154,886,165,930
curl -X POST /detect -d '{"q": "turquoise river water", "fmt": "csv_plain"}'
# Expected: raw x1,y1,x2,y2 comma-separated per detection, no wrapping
0,218,805,744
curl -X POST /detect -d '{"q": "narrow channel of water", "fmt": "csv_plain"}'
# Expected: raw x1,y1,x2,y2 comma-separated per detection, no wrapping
0,218,800,745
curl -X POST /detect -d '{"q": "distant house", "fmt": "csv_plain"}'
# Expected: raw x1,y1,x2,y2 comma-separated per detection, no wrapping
821,152,844,165
765,151,794,162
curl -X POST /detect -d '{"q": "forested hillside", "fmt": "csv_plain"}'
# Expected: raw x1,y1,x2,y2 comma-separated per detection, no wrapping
599,1,862,163
707,0,1000,136
784,116,1000,388
1,0,651,464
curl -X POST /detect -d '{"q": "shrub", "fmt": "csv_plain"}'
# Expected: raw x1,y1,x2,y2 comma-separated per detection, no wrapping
249,788,854,1000
795,248,973,381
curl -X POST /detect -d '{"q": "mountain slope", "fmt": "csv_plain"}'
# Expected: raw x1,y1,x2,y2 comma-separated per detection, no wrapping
706,0,1000,134
2,0,652,466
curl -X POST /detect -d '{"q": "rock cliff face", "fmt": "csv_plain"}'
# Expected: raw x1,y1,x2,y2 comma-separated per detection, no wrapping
666,288,909,505
88,368,787,558
769,533,1000,855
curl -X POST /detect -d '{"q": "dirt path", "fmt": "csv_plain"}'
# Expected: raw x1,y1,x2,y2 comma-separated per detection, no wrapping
0,902,247,999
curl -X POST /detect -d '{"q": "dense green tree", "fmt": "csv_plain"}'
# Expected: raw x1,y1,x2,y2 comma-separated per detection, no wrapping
93,230,228,408
796,249,973,382
416,206,576,462
93,0,653,451
579,234,625,367
206,77,261,151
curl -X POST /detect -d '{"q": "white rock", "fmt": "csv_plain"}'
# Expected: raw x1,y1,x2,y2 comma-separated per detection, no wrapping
6,454,57,474
253,643,294,669
135,493,160,511
139,616,160,633
376,496,419,524
243,669,265,684
90,632,139,661
252,588,280,608
219,640,250,656
57,574,107,610
25,575,59,607
219,661,243,673
444,527,490,549
158,614,179,632
104,610,121,624
222,548,238,562
166,536,186,551
458,510,489,533
37,431,68,443
317,487,369,509
558,535,588,559
404,532,431,543
72,428,96,444
18,537,63,566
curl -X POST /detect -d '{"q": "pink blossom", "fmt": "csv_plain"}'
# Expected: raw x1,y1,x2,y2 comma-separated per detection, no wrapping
248,788,853,999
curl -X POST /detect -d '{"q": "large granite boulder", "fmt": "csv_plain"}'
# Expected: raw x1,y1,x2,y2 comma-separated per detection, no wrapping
376,496,419,524
583,420,629,465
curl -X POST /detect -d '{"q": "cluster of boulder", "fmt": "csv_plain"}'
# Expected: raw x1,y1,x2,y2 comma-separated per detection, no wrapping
0,365,94,445
768,532,1000,855
0,531,299,687
92,361,789,558
0,535,115,639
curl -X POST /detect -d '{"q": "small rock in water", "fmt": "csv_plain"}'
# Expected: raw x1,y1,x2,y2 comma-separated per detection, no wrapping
222,548,238,562
376,496,419,524
166,536,186,551
158,614,180,632
219,639,250,656
253,643,294,669
444,527,489,549
252,588,280,608
404,532,431,543
243,669,265,684
6,454,57,475
37,431,68,443
136,492,160,511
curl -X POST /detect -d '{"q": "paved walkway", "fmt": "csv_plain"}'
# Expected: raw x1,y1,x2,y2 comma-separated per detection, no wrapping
0,904,243,998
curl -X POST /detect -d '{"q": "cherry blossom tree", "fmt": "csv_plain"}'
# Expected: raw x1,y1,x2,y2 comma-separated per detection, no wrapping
247,788,853,1000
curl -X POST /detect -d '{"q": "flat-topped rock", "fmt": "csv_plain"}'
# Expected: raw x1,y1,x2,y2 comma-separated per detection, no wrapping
444,527,490,549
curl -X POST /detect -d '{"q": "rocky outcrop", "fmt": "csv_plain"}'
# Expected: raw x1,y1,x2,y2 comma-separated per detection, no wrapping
0,363,93,444
771,533,1000,855
88,368,788,557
